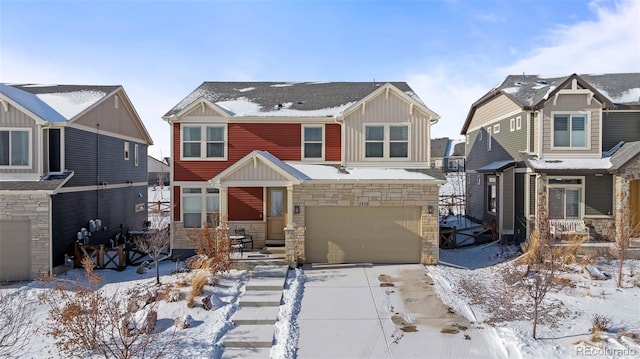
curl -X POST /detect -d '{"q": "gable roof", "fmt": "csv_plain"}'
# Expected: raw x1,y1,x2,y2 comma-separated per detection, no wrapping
451,142,465,157
164,81,423,118
0,84,67,122
430,138,450,158
461,73,640,134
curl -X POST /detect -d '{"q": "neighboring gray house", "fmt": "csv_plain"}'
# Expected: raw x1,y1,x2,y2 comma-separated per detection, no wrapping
447,142,465,172
0,84,153,281
430,137,464,172
461,73,640,244
148,155,170,186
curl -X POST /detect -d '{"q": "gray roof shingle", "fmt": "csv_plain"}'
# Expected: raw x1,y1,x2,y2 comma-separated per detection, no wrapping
164,81,419,117
0,171,73,191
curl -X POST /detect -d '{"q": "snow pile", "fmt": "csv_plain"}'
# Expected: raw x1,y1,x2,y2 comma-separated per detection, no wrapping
272,268,306,358
37,90,106,119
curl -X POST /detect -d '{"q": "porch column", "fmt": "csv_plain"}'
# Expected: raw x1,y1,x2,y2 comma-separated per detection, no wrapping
286,185,294,228
220,186,228,222
615,175,630,242
535,173,550,237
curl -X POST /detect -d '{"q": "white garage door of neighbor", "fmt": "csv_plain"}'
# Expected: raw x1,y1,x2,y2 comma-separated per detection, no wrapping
305,206,421,264
0,220,31,282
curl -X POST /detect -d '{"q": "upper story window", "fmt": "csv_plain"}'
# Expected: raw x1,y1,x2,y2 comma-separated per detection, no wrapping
487,176,497,213
553,113,588,149
365,124,409,159
134,144,139,166
302,125,323,159
516,116,522,130
182,125,227,160
487,127,492,151
124,142,130,160
0,128,30,167
493,124,500,134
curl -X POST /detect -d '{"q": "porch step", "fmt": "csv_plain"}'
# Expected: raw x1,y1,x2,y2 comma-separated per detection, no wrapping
245,276,287,291
222,324,275,348
232,306,280,325
239,290,283,307
221,347,272,358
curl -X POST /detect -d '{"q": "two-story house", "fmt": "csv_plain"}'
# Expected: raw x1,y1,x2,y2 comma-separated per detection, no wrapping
163,82,445,265
461,73,640,243
0,84,153,281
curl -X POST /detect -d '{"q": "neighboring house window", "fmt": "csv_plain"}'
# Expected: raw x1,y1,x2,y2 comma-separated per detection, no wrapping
364,124,409,159
478,130,482,141
0,128,29,167
487,176,497,213
553,114,587,148
448,160,458,170
124,142,130,160
516,116,522,130
182,187,220,228
510,118,515,132
548,178,583,219
476,174,481,185
487,127,492,151
493,124,500,134
134,144,139,166
182,125,227,159
302,125,323,159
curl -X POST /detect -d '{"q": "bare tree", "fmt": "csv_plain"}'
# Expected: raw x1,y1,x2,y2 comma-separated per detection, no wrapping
615,205,640,288
0,290,34,357
520,214,555,339
187,216,233,276
134,214,171,285
39,257,175,359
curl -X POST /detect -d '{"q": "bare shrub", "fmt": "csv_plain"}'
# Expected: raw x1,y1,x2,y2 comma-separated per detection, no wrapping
188,216,233,276
0,290,35,357
591,314,612,333
190,272,208,298
554,233,587,265
39,257,176,359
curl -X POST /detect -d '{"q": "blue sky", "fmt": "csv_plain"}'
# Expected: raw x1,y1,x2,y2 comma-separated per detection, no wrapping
1,0,639,159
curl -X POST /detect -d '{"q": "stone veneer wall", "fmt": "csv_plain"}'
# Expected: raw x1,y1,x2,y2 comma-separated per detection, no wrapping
171,221,267,250
285,182,440,265
0,193,51,279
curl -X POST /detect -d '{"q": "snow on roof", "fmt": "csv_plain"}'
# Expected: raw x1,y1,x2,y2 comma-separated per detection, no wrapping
287,163,440,181
255,151,311,180
477,160,515,172
215,98,354,117
527,157,612,170
0,83,66,122
36,90,106,119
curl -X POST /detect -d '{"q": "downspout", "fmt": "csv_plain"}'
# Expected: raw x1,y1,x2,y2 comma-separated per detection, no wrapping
536,110,543,158
428,117,439,167
96,123,100,218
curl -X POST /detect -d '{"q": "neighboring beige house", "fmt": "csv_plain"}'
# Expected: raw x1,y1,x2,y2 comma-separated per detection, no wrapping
163,82,445,264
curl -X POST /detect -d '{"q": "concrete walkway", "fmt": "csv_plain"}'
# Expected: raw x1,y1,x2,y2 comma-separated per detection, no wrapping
297,264,501,359
221,264,289,359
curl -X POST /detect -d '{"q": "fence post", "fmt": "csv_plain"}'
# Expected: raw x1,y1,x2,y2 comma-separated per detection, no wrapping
117,244,126,271
98,245,105,268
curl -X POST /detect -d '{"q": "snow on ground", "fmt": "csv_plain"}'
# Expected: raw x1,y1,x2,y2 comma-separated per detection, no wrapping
431,244,640,358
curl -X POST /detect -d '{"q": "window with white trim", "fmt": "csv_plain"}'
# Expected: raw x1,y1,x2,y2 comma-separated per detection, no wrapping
182,187,220,228
364,124,408,159
302,125,323,159
124,142,130,160
516,116,522,130
448,160,458,170
487,127,492,151
134,144,139,166
548,178,583,219
182,125,227,159
493,123,500,134
510,118,515,132
553,114,587,148
487,176,497,213
0,128,30,167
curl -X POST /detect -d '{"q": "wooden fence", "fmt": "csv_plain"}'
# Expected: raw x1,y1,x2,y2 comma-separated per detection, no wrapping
439,194,466,216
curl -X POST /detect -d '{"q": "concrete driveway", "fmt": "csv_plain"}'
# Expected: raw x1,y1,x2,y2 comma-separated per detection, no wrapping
296,264,502,359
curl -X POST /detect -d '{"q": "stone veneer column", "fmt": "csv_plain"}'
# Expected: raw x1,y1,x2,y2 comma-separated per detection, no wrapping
284,227,297,265
534,173,549,236
615,175,630,243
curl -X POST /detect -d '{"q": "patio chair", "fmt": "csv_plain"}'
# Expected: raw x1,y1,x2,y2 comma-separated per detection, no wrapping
234,228,254,251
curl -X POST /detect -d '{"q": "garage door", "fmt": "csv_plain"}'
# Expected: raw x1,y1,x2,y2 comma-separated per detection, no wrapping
305,206,421,263
0,221,31,282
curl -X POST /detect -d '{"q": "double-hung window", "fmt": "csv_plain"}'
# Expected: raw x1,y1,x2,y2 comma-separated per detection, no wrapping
487,176,497,213
364,124,409,159
302,125,323,159
0,128,30,167
182,187,220,228
182,125,227,159
553,114,587,148
548,178,583,219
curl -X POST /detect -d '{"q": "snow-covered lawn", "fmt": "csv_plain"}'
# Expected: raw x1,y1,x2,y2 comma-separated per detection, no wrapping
2,243,638,358
430,244,640,358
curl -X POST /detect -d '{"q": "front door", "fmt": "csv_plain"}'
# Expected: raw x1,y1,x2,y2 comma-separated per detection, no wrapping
267,188,286,243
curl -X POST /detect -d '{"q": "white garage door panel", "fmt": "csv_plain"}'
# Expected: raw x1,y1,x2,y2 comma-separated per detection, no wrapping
0,220,31,282
305,207,421,263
